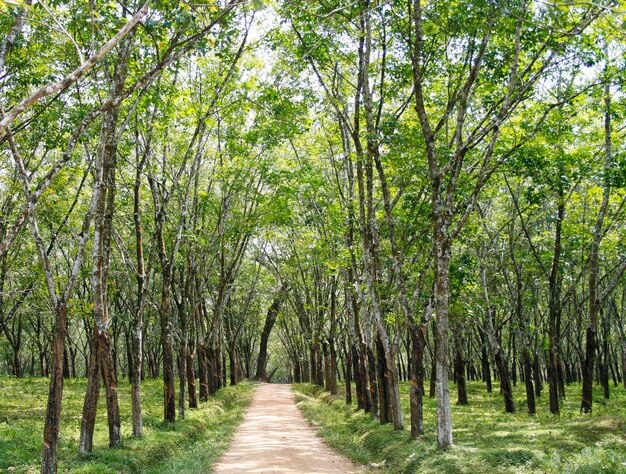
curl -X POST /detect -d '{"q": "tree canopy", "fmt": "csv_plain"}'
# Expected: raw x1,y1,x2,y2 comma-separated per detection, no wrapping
1,0,625,472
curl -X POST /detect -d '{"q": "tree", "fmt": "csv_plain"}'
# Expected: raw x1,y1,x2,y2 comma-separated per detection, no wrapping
408,0,604,447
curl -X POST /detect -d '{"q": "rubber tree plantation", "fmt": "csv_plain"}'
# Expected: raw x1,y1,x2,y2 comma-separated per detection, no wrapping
0,0,625,473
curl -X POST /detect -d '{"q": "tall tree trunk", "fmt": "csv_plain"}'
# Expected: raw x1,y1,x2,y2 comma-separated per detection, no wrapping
313,342,325,386
453,325,468,405
221,351,227,389
187,348,198,408
63,348,70,379
130,144,148,437
79,334,100,453
41,305,68,474
254,287,284,381
548,185,564,415
375,335,390,424
410,322,428,437
367,345,379,418
345,345,352,404
581,59,612,414
483,301,515,413
324,340,338,395
79,36,131,448
198,344,209,402
294,359,301,383
622,337,626,388
352,343,367,410
385,363,404,431
229,346,239,386
178,354,187,420
481,332,493,394
161,264,176,422
100,331,121,446
359,342,372,412
325,280,338,395
12,342,22,377
533,354,542,397
434,238,453,447
521,346,536,415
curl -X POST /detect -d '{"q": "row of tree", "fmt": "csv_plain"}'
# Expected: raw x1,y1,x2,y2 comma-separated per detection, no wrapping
0,0,625,473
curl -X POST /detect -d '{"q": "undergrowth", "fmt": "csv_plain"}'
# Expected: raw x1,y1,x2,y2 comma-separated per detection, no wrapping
293,381,626,474
0,377,255,473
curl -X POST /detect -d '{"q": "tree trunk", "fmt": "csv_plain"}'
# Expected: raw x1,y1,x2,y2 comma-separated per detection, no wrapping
581,66,612,414
63,347,70,379
434,242,453,448
80,326,123,453
293,359,301,383
12,342,23,378
324,340,338,395
130,237,145,438
41,305,68,474
313,342,325,386
229,346,239,386
178,354,187,420
187,349,198,408
345,345,352,404
161,267,176,422
386,363,404,431
208,346,218,395
352,344,366,410
548,182,564,415
522,348,536,415
375,335,390,424
481,335,493,394
221,352,227,388
429,360,436,399
100,331,121,446
367,345,379,418
254,288,284,381
410,323,427,437
484,308,515,413
453,326,468,405
454,348,468,405
622,337,626,389
533,354,542,397
198,344,209,402
78,34,132,449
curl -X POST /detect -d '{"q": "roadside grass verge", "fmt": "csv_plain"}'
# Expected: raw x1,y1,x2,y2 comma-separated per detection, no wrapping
293,381,626,474
0,377,254,473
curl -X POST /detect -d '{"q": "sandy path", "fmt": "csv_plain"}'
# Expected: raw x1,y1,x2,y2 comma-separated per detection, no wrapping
213,383,359,473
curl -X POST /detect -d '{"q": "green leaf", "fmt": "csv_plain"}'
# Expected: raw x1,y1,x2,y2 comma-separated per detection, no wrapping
252,0,264,11
1,0,23,7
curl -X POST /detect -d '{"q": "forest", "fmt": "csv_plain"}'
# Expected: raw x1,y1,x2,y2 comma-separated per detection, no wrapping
0,0,625,473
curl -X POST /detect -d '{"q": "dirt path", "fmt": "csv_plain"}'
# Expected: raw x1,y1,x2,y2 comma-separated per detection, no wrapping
213,383,359,473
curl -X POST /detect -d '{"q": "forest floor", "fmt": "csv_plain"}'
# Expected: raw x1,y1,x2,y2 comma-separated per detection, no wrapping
0,377,254,473
2,378,624,473
213,383,359,473
293,381,626,474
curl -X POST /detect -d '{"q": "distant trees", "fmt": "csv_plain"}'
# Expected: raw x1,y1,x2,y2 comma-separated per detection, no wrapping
0,0,625,472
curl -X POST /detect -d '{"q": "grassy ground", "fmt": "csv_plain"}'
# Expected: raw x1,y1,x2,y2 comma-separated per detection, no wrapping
0,377,254,473
293,380,626,474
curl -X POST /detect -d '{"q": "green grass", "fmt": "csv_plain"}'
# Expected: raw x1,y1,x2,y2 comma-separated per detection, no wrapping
293,381,626,474
0,377,255,473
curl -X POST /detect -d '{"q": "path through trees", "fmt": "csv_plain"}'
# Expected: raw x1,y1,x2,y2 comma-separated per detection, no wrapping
213,384,357,473
0,1,625,473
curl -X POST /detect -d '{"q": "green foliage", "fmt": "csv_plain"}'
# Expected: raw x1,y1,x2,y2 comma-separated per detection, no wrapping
0,378,255,473
1,2,626,472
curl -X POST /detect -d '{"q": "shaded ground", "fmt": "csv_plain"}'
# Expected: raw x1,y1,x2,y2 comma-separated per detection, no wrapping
214,383,359,473
293,382,626,474
0,378,254,473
